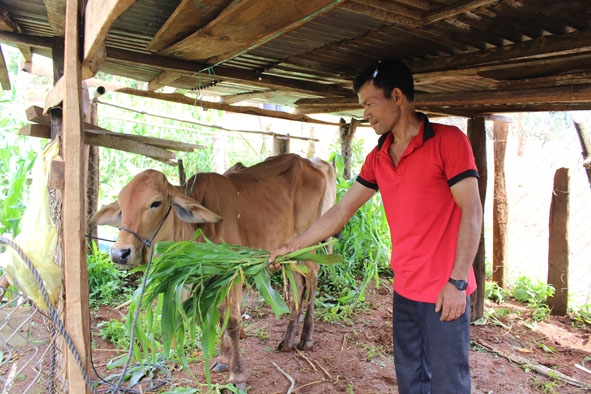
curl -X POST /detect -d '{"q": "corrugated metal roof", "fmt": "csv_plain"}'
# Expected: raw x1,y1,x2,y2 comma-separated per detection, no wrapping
1,0,590,118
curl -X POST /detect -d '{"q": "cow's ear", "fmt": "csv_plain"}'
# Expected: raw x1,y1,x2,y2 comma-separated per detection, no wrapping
172,194,222,224
89,201,121,227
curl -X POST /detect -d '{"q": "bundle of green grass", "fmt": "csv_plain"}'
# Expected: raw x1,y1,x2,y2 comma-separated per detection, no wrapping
128,231,343,376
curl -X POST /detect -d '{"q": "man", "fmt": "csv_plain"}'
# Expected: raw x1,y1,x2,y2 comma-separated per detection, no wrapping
269,58,482,393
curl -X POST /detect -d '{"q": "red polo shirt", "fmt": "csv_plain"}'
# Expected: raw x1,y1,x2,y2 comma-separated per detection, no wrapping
357,113,478,303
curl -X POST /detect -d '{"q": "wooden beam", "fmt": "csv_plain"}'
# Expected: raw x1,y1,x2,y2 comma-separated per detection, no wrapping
62,0,90,391
423,0,500,25
83,0,137,78
147,0,233,52
113,87,342,126
339,2,419,26
147,70,183,91
161,0,341,64
42,0,67,35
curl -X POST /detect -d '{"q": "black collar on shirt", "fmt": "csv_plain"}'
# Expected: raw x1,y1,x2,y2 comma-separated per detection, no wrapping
376,112,434,151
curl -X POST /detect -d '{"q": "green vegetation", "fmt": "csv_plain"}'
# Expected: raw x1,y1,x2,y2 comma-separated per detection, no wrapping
87,242,134,308
511,276,555,322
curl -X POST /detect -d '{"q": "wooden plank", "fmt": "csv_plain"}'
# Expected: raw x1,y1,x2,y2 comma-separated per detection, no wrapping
44,75,65,113
62,0,91,392
147,0,233,52
0,46,10,90
547,168,569,316
19,123,179,165
84,131,178,165
42,0,67,35
25,105,202,152
161,0,340,63
83,0,137,77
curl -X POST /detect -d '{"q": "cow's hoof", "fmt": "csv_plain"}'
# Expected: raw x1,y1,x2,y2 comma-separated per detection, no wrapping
277,340,294,352
297,340,313,350
211,361,230,372
222,382,246,394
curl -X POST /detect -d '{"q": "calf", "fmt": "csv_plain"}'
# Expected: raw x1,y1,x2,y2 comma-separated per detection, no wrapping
89,154,336,390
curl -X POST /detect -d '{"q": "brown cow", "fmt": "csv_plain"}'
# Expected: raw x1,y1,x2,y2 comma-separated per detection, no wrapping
89,153,336,390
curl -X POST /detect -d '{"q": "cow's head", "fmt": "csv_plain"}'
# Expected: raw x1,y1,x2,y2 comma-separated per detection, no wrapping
89,169,222,269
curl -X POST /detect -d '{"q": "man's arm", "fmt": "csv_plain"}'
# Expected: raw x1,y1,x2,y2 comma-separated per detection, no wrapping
269,181,376,264
436,176,483,321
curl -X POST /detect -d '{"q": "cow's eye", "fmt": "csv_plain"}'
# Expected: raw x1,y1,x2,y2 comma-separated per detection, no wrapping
150,201,162,209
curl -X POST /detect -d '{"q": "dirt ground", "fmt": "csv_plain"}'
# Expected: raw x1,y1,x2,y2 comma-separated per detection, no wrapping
87,284,591,394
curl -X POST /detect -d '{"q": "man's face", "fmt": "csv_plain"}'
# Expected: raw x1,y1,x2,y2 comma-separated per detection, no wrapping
357,81,399,136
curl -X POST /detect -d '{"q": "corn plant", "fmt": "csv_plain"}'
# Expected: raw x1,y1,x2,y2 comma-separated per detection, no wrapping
128,232,342,385
318,153,392,321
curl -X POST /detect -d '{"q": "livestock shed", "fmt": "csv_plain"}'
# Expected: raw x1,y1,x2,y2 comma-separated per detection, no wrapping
0,0,590,392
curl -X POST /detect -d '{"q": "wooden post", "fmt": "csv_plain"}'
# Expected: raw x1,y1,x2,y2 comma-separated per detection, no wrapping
273,135,290,155
547,168,570,316
492,121,509,287
63,0,91,392
573,121,591,188
467,116,487,321
339,118,358,180
50,37,64,140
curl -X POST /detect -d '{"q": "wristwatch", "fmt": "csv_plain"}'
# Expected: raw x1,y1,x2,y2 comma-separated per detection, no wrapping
448,278,468,291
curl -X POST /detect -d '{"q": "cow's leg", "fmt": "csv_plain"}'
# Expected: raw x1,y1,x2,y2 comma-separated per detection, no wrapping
278,272,305,352
298,261,319,350
211,313,232,372
226,284,246,391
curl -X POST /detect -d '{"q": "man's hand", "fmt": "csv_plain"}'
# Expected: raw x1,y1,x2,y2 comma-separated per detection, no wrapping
435,283,467,321
268,243,295,270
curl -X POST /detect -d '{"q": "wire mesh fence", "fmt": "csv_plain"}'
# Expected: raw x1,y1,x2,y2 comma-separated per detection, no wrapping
490,114,591,307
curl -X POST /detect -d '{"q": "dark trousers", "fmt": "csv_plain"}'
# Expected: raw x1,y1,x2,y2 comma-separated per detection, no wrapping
393,291,471,394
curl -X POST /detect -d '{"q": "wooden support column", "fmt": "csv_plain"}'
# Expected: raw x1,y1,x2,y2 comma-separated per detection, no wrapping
492,121,509,287
339,118,358,179
467,116,487,321
547,168,569,316
63,0,91,392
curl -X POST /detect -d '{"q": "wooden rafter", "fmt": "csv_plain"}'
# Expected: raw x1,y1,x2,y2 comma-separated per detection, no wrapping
147,0,234,52
82,0,137,78
161,0,342,64
422,0,501,25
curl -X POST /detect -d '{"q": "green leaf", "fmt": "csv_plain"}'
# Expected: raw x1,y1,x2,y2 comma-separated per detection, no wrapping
253,270,289,316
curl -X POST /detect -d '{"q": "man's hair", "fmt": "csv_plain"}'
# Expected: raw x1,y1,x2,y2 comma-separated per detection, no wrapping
353,58,414,101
